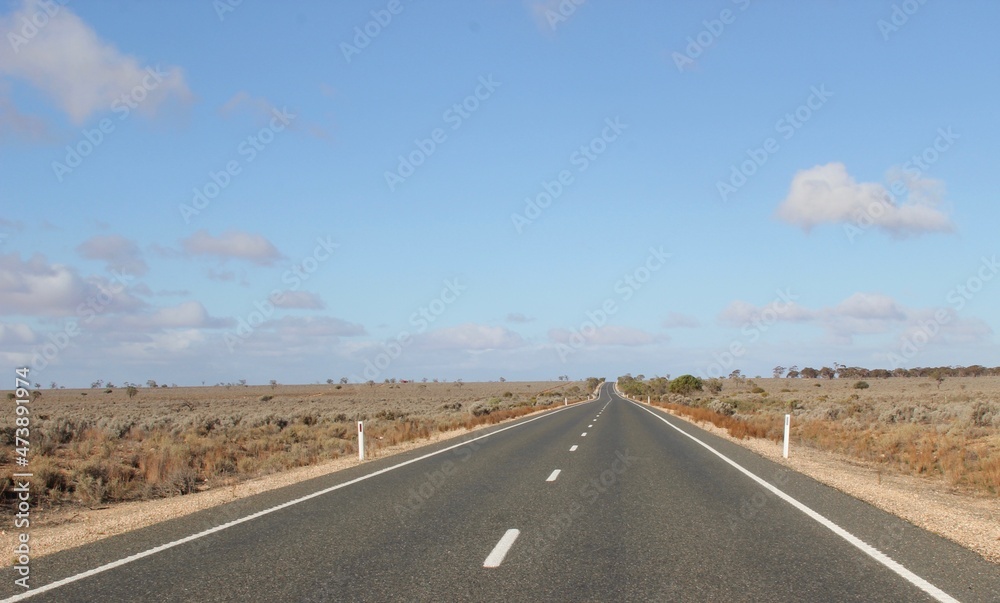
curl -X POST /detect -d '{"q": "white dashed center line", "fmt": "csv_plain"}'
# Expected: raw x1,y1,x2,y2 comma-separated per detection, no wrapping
569,445,578,451
546,469,561,482
581,432,588,437
484,529,520,568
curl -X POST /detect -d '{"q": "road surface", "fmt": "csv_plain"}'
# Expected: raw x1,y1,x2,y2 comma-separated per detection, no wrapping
2,382,998,602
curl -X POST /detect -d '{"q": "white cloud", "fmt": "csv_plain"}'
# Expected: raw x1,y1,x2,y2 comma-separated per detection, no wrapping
0,252,147,317
833,292,906,321
418,324,525,351
273,291,325,309
132,301,232,330
0,252,92,316
549,325,662,347
181,230,284,266
714,292,984,345
774,162,954,236
0,0,193,125
0,321,36,344
76,234,148,276
661,312,700,329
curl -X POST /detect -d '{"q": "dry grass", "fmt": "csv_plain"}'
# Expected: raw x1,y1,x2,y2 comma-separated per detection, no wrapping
646,376,1000,496
0,381,589,511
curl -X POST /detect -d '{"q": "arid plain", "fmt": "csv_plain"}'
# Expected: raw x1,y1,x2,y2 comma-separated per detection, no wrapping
3,376,998,564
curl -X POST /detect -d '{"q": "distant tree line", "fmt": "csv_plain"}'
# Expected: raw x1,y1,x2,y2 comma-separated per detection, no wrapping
617,365,1000,399
772,364,1000,379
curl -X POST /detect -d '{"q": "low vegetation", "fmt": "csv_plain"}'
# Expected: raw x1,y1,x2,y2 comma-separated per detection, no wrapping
618,372,1000,496
0,380,592,510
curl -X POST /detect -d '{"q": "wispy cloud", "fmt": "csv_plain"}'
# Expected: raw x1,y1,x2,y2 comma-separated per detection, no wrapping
181,230,285,266
716,292,987,345
505,312,533,324
549,325,663,347
418,324,525,351
273,291,325,310
661,312,700,329
76,234,148,276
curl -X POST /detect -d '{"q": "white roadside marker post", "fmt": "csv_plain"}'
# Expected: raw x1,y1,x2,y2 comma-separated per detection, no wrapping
564,397,567,406
647,395,650,404
783,414,790,459
358,421,365,461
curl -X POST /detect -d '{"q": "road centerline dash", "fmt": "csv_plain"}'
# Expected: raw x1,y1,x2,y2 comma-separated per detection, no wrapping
546,469,561,482
484,529,520,568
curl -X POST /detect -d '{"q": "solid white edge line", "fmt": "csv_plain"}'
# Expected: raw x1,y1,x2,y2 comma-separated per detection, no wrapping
546,469,561,482
1,401,596,603
626,399,960,603
483,529,520,568
569,445,578,451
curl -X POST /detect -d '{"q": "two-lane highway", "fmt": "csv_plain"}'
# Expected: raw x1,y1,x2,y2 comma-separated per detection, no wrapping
2,382,998,602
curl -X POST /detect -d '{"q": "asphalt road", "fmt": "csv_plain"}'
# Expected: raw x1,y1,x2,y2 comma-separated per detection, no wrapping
3,382,999,602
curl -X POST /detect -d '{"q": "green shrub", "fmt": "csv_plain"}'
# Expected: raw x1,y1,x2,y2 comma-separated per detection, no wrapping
669,375,703,395
854,381,870,390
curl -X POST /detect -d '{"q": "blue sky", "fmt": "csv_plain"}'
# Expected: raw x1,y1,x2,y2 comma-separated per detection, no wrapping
1,0,998,387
